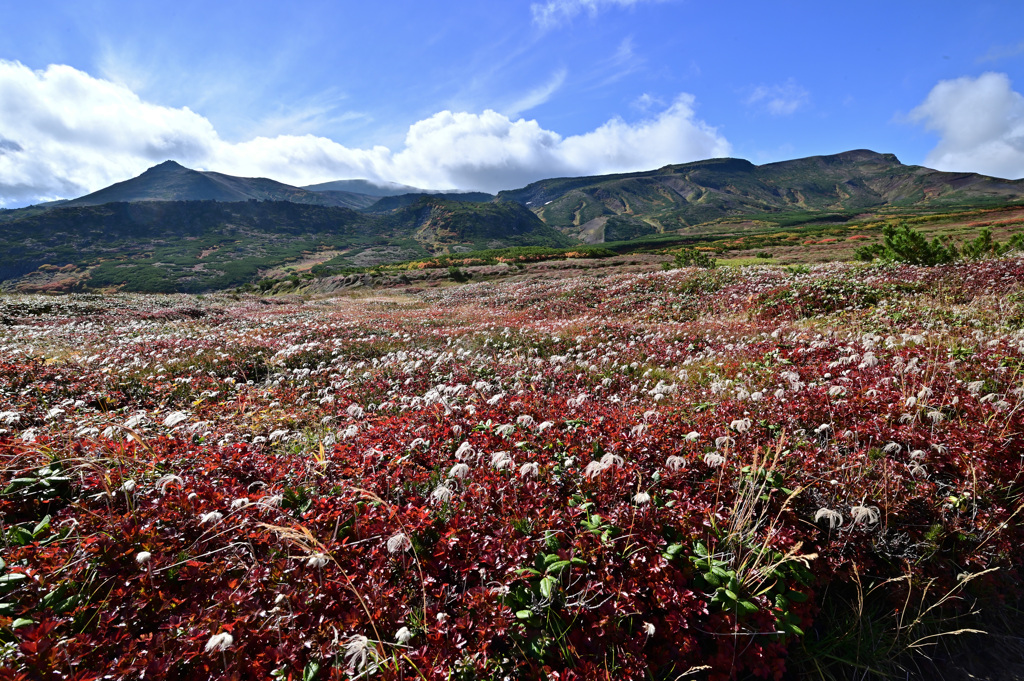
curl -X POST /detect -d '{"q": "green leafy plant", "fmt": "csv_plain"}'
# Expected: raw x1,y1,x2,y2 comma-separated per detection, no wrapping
960,226,1024,260
2,461,73,503
447,266,469,283
856,222,958,266
663,248,717,270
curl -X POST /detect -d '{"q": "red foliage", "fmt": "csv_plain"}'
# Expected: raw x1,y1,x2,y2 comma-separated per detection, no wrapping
1,258,1023,678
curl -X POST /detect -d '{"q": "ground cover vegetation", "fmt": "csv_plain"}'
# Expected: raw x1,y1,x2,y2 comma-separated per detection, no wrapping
1,252,1023,679
244,218,1023,298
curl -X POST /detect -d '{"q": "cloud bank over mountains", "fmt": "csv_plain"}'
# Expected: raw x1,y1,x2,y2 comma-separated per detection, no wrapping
0,60,730,206
4,58,1024,208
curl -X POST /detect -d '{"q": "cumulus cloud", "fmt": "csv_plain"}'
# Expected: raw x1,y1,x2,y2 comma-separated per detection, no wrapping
391,94,730,191
0,60,217,204
530,0,664,30
910,72,1024,180
745,79,810,116
0,60,730,205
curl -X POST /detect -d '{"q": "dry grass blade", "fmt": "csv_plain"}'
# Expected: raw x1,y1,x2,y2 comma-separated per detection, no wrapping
257,519,385,645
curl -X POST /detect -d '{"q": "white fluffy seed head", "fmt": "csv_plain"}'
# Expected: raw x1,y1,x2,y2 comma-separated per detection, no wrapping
665,455,687,472
583,460,606,479
199,511,223,525
307,552,329,569
154,474,182,495
850,505,880,525
448,463,470,479
258,494,283,508
490,451,513,470
163,411,188,428
703,452,727,468
204,632,234,653
600,453,623,468
519,462,539,479
387,532,412,554
730,418,751,433
813,508,844,529
430,483,454,504
344,635,371,672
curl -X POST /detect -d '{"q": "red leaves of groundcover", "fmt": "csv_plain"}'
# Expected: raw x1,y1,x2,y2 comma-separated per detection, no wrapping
1,258,1023,679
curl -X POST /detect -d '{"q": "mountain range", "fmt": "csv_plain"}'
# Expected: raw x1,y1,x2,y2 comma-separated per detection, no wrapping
57,162,490,211
498,150,1024,242
1,149,1022,292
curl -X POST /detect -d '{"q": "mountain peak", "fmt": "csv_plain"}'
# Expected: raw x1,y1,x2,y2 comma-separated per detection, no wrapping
63,159,377,208
829,149,900,164
146,160,189,172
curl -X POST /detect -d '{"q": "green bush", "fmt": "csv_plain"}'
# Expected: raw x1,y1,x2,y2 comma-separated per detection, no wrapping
858,223,1024,266
448,266,469,283
663,248,717,270
961,226,1024,260
855,222,957,266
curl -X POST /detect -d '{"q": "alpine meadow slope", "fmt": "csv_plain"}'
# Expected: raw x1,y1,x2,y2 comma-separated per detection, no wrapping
0,196,569,292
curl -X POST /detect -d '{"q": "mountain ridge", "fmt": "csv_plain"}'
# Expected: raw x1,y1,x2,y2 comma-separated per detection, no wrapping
3,149,1024,293
62,161,381,210
496,150,1024,241
12,149,1023,233
302,178,427,196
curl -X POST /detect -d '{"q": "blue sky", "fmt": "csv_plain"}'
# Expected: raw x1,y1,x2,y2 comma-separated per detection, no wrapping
2,0,1024,206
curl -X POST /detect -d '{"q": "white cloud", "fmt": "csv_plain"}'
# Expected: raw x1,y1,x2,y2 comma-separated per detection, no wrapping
391,94,730,191
977,42,1024,64
0,60,217,205
0,60,731,204
592,36,646,87
632,93,665,112
910,72,1024,180
530,0,664,30
745,79,810,116
503,68,568,118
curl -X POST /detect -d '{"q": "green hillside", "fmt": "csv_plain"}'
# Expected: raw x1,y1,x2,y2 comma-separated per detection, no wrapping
498,150,1024,240
0,198,570,293
364,191,495,212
